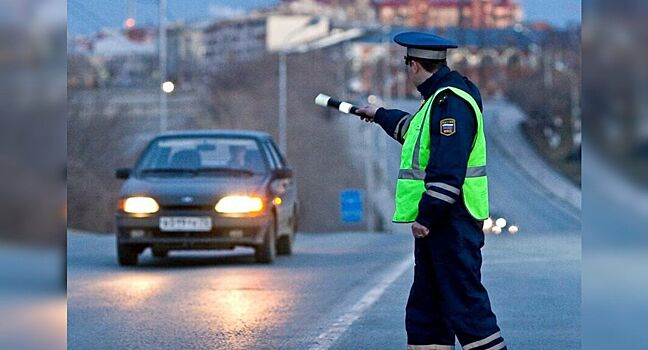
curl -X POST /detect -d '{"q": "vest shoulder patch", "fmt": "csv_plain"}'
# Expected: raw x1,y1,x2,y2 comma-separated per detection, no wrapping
440,118,456,136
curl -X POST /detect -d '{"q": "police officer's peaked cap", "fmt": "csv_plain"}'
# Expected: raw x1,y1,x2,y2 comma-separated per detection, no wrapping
394,32,458,60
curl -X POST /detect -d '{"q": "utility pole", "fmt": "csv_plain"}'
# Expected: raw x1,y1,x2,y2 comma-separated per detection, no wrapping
382,26,392,105
458,0,468,40
278,51,287,155
363,123,376,232
159,0,168,132
277,17,322,156
127,0,136,25
377,25,392,231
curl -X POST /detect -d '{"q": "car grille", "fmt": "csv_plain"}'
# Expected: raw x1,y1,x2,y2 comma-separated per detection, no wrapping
160,204,214,211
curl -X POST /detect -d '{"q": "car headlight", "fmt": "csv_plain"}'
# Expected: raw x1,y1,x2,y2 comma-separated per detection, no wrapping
215,195,263,214
121,196,160,214
483,217,493,231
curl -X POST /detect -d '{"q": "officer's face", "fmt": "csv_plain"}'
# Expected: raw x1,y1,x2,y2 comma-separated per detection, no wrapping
405,58,414,78
406,60,423,86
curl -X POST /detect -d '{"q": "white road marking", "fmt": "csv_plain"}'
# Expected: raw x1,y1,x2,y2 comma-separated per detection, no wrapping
309,255,414,350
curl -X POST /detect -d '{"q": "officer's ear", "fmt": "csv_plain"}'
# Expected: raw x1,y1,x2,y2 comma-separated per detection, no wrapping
410,60,421,74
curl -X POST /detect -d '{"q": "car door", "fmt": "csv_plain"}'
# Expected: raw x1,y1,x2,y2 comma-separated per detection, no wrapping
264,140,296,235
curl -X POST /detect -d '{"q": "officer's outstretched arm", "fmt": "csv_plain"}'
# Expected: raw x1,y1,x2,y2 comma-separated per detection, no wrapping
374,108,412,144
415,93,476,229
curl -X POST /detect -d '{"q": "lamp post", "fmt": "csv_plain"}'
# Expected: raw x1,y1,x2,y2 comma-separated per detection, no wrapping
278,51,287,155
277,17,321,156
158,0,168,132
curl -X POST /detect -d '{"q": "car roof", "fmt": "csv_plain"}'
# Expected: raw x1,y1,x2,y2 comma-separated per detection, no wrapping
155,129,272,140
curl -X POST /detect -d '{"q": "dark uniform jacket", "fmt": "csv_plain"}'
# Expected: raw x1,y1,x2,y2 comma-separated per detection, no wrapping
374,66,483,229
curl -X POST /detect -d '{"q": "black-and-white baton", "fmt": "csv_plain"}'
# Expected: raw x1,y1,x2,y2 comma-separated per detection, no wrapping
314,93,361,116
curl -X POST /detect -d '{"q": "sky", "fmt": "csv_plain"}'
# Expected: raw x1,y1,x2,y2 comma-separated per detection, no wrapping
68,0,581,35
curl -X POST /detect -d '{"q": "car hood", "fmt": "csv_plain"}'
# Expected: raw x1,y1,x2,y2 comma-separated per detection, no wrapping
120,175,268,206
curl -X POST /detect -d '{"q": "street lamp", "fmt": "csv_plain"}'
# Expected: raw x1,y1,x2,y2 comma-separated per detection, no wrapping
125,17,136,28
162,81,175,94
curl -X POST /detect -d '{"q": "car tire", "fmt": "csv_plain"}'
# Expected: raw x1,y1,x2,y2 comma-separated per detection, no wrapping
255,218,276,264
117,243,139,266
152,247,169,258
277,234,292,255
277,211,296,255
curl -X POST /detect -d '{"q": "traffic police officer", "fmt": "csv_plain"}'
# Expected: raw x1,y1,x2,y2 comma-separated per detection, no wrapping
357,32,506,350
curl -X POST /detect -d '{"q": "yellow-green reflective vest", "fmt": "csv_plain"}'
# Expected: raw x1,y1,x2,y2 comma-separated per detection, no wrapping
393,86,489,222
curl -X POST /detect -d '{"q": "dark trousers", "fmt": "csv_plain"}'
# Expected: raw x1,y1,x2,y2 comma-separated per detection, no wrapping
405,217,506,350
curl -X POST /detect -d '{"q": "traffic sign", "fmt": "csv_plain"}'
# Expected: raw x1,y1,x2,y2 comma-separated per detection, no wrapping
340,189,363,223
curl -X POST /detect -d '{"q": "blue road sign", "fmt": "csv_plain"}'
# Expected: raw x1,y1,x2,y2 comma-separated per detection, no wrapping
340,189,363,223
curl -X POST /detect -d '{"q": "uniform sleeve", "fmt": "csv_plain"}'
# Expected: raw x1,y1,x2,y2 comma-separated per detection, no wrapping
415,93,477,229
374,108,413,144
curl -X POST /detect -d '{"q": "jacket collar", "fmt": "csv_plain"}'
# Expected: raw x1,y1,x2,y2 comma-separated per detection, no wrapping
416,65,451,100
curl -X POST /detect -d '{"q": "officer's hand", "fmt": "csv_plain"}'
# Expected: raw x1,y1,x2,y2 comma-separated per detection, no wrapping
411,222,429,239
356,105,379,123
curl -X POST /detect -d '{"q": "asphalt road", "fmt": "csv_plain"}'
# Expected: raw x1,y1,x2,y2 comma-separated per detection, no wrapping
67,99,580,349
0,245,66,350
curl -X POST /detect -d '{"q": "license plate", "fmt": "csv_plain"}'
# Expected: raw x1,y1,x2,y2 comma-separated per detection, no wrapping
159,217,212,232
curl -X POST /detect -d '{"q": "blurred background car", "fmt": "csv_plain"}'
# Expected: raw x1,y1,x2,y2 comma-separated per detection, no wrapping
114,130,298,265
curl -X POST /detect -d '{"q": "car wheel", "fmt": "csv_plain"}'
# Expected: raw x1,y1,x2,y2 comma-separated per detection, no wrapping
255,218,276,263
117,243,139,266
277,234,292,255
277,213,296,255
152,247,169,258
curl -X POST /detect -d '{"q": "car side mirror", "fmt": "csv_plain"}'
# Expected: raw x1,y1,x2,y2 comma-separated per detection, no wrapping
273,167,293,179
115,168,132,180
270,179,287,196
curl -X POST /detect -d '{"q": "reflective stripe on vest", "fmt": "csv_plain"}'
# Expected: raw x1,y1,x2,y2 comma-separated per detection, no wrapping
392,86,489,222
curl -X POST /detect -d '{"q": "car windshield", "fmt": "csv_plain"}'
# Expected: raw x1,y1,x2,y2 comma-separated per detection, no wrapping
136,136,268,176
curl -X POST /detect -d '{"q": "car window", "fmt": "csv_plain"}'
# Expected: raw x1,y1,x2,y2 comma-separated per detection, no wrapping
136,137,268,175
262,143,278,169
267,141,286,168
